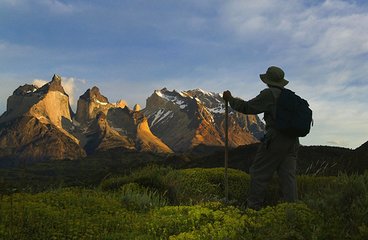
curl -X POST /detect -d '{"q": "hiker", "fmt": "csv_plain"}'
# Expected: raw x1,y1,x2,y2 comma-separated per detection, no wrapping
223,66,300,210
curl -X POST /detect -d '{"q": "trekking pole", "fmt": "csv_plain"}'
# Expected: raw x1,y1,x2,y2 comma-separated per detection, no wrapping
224,100,229,203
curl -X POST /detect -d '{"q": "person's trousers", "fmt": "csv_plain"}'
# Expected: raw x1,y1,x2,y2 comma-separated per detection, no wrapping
247,129,299,210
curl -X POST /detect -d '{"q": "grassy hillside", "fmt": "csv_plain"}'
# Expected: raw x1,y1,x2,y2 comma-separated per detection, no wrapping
1,165,368,239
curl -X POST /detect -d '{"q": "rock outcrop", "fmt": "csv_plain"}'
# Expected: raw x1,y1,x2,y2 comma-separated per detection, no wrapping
106,107,173,153
75,86,114,123
84,112,135,154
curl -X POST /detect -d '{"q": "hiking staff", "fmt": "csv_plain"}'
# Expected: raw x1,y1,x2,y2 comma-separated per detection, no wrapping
224,100,229,203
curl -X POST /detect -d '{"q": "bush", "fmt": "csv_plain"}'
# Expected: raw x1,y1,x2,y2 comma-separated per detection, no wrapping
120,183,168,212
100,167,250,205
303,173,368,239
99,165,171,193
0,188,146,240
163,168,250,205
145,202,319,240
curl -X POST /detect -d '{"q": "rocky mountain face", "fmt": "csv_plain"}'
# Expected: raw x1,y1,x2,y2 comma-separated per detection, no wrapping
76,87,172,154
0,77,266,161
143,88,265,152
0,116,86,161
0,75,85,160
0,76,173,161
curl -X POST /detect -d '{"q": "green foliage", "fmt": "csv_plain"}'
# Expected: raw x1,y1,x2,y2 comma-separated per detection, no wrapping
99,165,171,192
146,202,318,240
303,173,368,239
120,183,168,212
0,188,147,240
1,166,368,239
163,168,249,204
100,166,250,205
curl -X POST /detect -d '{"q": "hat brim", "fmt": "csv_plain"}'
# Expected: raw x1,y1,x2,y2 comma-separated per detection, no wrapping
260,74,289,87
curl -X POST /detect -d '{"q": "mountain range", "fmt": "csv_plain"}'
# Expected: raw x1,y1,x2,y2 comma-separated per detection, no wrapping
0,75,265,161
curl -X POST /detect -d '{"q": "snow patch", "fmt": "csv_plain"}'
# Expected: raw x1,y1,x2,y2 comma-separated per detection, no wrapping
95,99,108,105
151,110,173,126
155,90,164,98
155,90,188,109
179,91,187,97
195,88,214,96
208,104,225,114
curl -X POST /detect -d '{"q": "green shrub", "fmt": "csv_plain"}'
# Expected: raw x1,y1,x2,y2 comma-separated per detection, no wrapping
297,175,338,200
100,167,250,205
145,202,319,240
120,183,168,212
303,173,368,239
163,168,250,205
99,165,171,193
0,188,146,240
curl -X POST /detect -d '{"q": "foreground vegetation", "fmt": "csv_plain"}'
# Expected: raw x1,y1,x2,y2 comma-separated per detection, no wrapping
1,166,368,239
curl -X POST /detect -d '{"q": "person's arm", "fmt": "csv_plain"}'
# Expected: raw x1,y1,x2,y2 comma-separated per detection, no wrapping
227,89,273,115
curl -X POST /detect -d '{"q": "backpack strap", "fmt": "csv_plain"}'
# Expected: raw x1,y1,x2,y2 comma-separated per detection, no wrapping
268,87,282,121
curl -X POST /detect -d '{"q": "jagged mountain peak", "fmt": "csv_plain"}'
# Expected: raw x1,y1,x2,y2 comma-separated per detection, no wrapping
75,87,113,123
153,88,194,110
144,87,265,152
1,75,72,126
37,74,67,95
80,86,109,103
152,87,225,114
12,74,67,98
116,99,127,109
133,104,141,112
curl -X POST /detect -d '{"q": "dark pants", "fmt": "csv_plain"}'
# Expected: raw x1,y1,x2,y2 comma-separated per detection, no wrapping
247,129,299,210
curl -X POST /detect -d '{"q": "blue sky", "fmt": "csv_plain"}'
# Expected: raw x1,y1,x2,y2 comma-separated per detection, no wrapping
0,0,367,148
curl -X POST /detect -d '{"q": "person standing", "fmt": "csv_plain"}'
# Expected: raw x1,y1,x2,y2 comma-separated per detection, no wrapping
223,66,299,210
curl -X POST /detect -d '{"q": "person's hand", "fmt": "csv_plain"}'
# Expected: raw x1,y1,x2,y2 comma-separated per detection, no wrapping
222,90,232,102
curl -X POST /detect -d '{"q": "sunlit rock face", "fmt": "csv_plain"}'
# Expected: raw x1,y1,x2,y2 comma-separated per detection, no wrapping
143,88,265,152
2,74,72,128
75,87,173,154
104,107,173,154
75,86,114,124
0,75,86,160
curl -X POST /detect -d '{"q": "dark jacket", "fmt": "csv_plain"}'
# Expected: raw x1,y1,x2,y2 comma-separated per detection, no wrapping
228,87,281,131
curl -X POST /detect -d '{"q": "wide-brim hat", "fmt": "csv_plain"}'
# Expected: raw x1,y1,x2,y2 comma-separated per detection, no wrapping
259,66,289,87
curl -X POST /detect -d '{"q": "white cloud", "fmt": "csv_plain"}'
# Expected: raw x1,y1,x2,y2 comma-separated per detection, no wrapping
220,0,368,63
40,0,74,14
1,0,74,14
61,77,76,105
32,79,48,88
